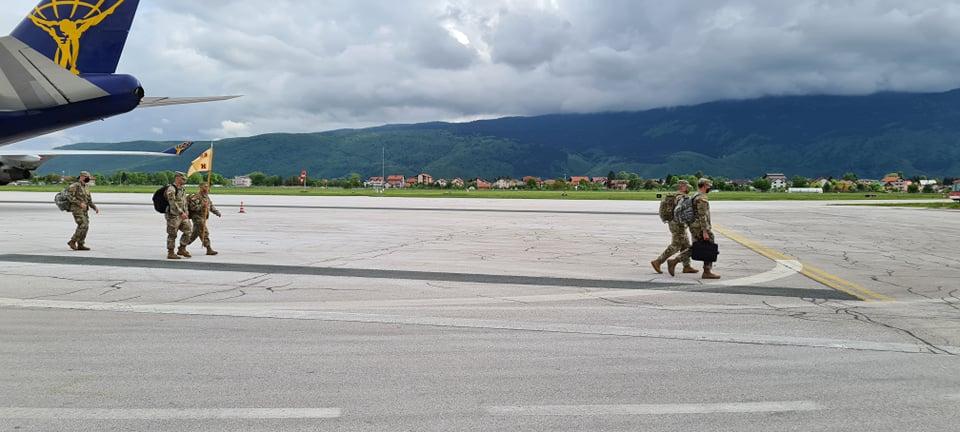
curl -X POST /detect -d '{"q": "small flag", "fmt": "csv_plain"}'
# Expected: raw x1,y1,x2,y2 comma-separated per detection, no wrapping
187,147,214,177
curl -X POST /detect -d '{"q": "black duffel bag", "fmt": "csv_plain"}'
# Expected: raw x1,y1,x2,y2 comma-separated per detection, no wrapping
691,240,719,262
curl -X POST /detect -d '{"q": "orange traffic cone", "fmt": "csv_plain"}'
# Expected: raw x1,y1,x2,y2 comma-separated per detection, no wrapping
239,201,246,214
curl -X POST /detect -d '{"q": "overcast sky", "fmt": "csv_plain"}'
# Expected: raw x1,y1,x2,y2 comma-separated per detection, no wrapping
7,0,960,148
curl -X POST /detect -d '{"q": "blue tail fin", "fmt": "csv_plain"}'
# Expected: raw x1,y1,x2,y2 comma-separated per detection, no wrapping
163,141,195,156
10,0,140,75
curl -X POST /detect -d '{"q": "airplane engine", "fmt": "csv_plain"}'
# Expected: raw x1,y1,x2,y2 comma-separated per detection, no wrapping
0,163,33,185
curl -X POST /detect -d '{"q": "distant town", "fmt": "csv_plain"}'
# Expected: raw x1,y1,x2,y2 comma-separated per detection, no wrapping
21,170,960,195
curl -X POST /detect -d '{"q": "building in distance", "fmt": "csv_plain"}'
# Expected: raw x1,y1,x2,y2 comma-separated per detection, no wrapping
233,176,252,188
764,173,788,189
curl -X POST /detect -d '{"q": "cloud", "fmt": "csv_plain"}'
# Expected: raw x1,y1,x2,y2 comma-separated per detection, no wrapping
203,120,253,140
4,0,960,148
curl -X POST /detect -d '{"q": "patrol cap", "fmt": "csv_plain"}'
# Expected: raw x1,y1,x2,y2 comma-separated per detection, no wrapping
174,171,187,178
698,178,713,188
677,180,690,187
79,171,91,177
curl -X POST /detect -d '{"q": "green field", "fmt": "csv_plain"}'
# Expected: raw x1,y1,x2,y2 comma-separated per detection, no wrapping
1,185,950,201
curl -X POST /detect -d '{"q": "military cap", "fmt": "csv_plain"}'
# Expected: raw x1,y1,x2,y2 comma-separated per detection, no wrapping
677,180,690,187
174,171,187,178
79,171,91,177
698,178,713,188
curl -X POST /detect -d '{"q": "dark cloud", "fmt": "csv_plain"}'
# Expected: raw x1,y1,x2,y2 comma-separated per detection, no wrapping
4,0,960,148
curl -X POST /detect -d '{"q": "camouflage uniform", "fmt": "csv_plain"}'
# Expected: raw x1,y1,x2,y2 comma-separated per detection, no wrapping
678,192,714,270
66,181,97,246
657,220,692,266
186,192,221,248
165,185,192,250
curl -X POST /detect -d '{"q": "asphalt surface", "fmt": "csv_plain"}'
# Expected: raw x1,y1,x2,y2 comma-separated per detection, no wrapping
0,192,957,431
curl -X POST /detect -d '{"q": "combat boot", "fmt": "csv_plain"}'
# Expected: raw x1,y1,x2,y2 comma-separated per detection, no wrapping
702,270,721,280
650,259,663,274
167,249,181,260
77,244,91,251
177,245,192,258
67,240,78,251
206,247,219,256
666,258,679,277
682,265,699,274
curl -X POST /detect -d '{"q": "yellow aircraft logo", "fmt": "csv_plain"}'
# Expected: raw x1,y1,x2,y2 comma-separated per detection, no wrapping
29,0,127,75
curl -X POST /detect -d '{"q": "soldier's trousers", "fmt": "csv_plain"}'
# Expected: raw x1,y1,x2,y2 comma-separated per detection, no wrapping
165,215,192,250
70,210,89,244
188,217,211,248
678,224,715,270
657,221,691,266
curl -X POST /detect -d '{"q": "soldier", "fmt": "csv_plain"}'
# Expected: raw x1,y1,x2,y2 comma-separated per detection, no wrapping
165,172,193,260
670,178,720,280
651,180,698,275
186,183,222,256
66,171,99,251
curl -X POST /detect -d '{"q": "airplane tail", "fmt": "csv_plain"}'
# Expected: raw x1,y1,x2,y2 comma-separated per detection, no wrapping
162,141,195,156
10,0,140,75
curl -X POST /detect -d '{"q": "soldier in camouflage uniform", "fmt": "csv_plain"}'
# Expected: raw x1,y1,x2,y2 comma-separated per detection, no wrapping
651,180,698,275
671,178,721,280
186,183,222,256
66,171,99,251
165,172,193,260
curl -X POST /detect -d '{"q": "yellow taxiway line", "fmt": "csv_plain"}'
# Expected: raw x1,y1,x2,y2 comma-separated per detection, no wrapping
714,226,892,302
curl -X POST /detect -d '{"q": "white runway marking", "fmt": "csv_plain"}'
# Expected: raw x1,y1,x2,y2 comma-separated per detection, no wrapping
0,297,956,354
713,260,802,287
0,408,342,420
485,401,821,416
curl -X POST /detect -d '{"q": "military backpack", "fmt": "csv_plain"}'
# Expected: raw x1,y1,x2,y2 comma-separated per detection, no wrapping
674,194,697,225
658,193,678,222
54,188,71,212
152,185,174,214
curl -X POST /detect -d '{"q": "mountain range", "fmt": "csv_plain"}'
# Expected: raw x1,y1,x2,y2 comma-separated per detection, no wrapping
36,89,960,179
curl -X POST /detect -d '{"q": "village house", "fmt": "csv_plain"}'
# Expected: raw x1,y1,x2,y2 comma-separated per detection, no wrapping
569,176,591,186
475,178,492,190
522,176,543,188
881,174,901,185
435,178,449,188
494,178,523,189
609,180,629,190
591,177,608,185
451,178,465,188
386,175,405,188
405,177,418,188
919,179,939,191
233,176,252,188
416,173,433,185
764,173,788,189
365,176,385,188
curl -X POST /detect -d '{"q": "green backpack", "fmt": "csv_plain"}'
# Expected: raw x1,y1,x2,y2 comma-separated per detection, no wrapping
658,194,677,222
54,188,71,212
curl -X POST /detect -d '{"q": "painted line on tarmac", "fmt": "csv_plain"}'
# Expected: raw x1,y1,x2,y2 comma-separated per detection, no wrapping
0,200,656,216
0,407,341,420
714,226,892,302
484,401,821,416
0,297,954,354
0,254,858,301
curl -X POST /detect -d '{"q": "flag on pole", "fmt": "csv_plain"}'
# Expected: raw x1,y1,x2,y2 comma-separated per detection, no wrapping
187,147,214,178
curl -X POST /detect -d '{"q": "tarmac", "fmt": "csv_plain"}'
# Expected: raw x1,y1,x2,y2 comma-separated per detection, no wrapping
0,192,958,431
